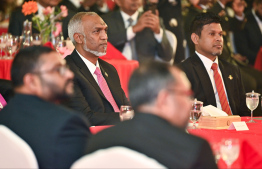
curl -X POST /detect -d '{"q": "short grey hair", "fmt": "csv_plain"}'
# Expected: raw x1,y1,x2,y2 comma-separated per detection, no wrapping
68,12,98,45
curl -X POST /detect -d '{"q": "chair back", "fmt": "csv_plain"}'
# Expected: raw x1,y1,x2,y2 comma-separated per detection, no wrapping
0,125,38,168
71,146,166,169
155,30,177,65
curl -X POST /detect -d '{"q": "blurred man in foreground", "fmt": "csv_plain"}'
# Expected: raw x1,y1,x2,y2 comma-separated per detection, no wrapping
179,12,249,116
65,12,129,126
0,46,91,168
86,61,218,168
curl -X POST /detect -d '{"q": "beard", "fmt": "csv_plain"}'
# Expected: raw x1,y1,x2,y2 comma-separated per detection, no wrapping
83,37,107,57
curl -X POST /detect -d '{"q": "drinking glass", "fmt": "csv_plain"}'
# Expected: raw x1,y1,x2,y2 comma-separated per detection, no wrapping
119,105,134,121
5,36,18,59
32,33,42,45
55,40,67,55
220,139,240,169
189,98,203,129
246,90,260,123
0,34,7,59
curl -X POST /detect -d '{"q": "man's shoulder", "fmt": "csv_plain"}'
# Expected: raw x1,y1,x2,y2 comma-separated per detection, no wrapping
101,10,119,20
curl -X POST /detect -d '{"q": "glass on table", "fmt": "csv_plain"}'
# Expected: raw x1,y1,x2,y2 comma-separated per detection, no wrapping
188,98,203,129
119,105,134,121
220,139,240,169
246,90,260,123
32,33,42,46
55,40,67,55
0,34,7,59
5,35,19,59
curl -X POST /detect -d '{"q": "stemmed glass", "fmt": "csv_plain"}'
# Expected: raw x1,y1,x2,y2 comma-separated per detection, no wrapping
189,98,203,129
246,90,260,123
119,105,134,121
0,34,7,59
220,139,240,169
32,33,42,46
5,36,19,59
55,40,67,56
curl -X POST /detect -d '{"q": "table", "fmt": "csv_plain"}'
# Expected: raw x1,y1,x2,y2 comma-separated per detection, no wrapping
90,117,262,168
0,59,12,80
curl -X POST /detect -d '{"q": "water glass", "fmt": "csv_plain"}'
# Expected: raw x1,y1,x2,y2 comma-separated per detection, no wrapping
189,98,203,129
220,139,240,169
246,90,260,123
5,36,19,59
119,105,134,121
32,33,42,45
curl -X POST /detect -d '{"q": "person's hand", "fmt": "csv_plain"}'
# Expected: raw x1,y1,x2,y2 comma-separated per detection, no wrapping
132,10,160,34
232,0,246,17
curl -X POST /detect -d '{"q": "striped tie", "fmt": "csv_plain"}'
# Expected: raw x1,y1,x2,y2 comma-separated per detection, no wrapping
94,67,120,112
211,63,232,115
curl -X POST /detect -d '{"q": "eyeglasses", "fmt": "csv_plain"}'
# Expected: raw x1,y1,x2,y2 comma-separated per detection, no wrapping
166,88,194,99
33,65,70,77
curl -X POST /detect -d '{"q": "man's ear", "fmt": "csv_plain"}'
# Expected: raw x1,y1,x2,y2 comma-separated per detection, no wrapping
191,33,199,45
23,73,41,93
155,89,169,110
73,33,83,44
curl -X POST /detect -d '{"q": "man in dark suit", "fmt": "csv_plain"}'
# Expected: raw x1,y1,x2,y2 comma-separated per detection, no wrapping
86,61,218,168
234,0,262,65
8,0,74,39
0,46,91,168
65,12,129,126
179,12,249,116
101,0,173,62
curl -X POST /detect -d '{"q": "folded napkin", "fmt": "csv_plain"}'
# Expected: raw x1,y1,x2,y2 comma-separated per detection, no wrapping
0,94,7,110
202,105,228,117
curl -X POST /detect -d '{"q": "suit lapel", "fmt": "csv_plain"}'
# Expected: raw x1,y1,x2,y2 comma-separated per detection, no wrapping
99,60,122,106
191,54,217,106
71,50,106,99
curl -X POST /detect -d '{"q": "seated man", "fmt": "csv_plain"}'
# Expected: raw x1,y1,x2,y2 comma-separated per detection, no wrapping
8,0,74,39
0,46,91,168
86,61,218,168
101,0,173,62
65,12,129,126
179,12,249,116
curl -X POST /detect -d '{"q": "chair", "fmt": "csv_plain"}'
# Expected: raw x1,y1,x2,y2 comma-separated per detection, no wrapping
71,146,166,169
155,29,177,65
0,125,38,168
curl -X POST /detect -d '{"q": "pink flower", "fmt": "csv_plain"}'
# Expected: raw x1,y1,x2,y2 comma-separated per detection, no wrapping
43,7,54,16
52,22,62,37
60,5,68,17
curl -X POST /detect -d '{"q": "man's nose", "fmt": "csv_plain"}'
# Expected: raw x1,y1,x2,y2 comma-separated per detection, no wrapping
100,30,108,40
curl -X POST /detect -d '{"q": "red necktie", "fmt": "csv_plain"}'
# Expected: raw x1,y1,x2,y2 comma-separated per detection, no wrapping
94,67,120,112
211,63,232,115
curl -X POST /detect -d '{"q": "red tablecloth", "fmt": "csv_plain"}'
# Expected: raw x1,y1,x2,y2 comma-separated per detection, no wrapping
188,117,262,168
90,117,262,168
0,28,8,35
0,59,12,80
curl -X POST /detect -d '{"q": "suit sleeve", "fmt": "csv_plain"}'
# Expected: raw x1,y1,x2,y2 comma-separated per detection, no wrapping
8,9,24,36
193,140,218,169
54,115,91,168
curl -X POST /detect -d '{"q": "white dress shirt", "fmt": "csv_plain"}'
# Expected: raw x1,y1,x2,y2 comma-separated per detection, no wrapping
120,10,164,60
76,50,100,84
196,51,232,112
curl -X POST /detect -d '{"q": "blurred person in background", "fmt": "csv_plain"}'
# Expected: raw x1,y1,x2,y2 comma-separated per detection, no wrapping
86,61,218,169
101,0,173,63
0,46,91,168
8,0,74,39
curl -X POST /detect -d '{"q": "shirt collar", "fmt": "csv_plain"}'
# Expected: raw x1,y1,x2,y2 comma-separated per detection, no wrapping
76,50,100,74
252,9,262,25
196,51,219,71
120,10,139,27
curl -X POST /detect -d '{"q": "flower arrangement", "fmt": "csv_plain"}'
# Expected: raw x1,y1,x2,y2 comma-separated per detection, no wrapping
22,1,68,44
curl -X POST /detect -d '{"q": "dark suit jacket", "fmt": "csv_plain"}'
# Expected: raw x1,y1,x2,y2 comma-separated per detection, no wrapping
0,79,13,102
8,6,74,39
87,113,218,168
234,11,262,65
101,10,173,63
0,94,91,169
64,50,129,126
178,53,249,116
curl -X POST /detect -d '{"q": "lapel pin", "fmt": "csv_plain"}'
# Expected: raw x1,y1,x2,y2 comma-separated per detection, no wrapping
105,72,108,77
228,75,233,80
